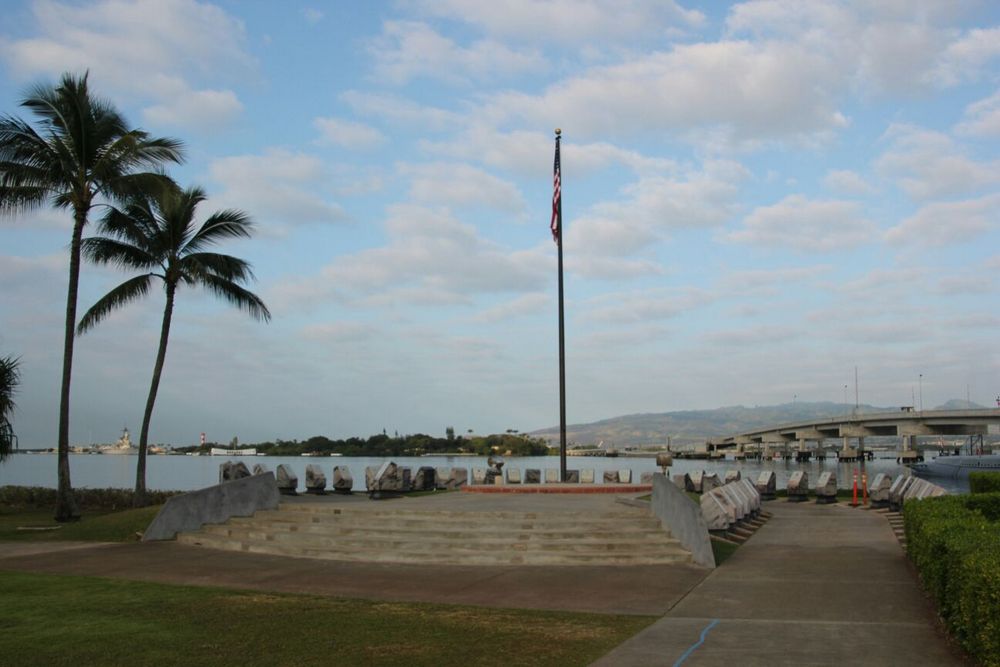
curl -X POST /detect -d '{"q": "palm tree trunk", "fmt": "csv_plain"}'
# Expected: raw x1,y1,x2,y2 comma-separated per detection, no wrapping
135,282,175,507
55,211,85,522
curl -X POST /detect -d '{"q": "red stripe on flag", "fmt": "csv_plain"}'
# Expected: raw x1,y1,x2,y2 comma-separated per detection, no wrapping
551,141,561,243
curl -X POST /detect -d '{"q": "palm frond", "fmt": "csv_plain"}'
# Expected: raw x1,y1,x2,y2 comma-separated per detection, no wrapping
198,274,272,322
184,252,255,282
77,274,155,335
185,209,255,252
82,236,158,270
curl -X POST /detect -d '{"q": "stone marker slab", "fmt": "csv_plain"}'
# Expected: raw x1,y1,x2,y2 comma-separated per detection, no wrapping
565,469,580,483
619,469,632,484
305,464,327,494
219,460,251,483
332,465,353,493
524,468,541,484
435,467,452,490
702,488,737,530
869,472,892,506
505,467,522,484
815,471,837,503
604,470,620,484
787,471,809,502
756,470,777,499
725,470,742,483
144,472,280,542
581,469,595,484
701,472,721,493
640,471,654,484
686,470,704,493
276,464,298,495
545,468,559,483
251,463,269,476
472,468,487,485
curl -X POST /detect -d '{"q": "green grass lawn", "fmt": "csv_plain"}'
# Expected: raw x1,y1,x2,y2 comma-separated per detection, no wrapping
0,571,652,667
0,505,161,542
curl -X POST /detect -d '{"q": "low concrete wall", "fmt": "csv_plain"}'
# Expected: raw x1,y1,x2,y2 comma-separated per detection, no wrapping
142,472,280,541
650,473,715,568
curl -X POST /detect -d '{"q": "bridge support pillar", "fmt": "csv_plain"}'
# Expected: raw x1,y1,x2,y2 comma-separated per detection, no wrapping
897,435,922,463
838,436,860,462
795,438,811,462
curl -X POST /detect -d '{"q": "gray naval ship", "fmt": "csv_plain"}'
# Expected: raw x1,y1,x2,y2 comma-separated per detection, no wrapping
910,454,1000,479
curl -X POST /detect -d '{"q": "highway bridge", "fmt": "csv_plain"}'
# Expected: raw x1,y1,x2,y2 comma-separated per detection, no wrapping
708,408,1000,461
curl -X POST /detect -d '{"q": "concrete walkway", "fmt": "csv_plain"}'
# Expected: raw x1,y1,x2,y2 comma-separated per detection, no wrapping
592,502,969,666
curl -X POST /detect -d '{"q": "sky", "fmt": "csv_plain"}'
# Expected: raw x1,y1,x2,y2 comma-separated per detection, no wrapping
1,0,1000,448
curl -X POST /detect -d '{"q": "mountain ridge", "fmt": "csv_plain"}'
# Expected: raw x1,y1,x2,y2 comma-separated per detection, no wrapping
529,399,988,448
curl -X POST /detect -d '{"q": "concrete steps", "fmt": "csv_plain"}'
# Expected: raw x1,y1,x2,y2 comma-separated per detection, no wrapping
176,502,692,566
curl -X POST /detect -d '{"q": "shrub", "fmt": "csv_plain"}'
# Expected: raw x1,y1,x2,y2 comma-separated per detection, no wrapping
969,471,1000,494
0,486,181,510
904,493,1000,665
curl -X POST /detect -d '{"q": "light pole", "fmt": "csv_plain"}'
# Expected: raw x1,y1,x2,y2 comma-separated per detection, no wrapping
919,374,923,412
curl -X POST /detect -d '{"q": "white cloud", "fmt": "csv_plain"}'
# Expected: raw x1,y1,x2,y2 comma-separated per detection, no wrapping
300,321,375,343
877,124,1000,200
421,125,677,180
313,117,386,150
471,293,549,323
207,149,347,231
340,90,461,131
823,169,875,196
582,287,713,324
490,40,849,142
0,0,252,130
929,27,1000,87
369,21,545,85
143,82,242,130
727,195,876,252
719,266,831,295
885,195,1000,246
724,1,994,95
302,8,324,24
273,205,549,308
400,162,526,213
955,90,1000,138
407,0,705,45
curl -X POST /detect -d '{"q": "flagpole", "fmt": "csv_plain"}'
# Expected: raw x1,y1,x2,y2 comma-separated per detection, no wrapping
554,129,567,482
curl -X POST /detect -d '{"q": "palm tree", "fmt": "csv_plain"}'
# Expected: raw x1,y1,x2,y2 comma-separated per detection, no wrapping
0,72,183,520
79,186,271,506
0,355,20,463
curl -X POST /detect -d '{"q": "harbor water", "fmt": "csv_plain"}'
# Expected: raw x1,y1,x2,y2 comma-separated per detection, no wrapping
0,452,971,494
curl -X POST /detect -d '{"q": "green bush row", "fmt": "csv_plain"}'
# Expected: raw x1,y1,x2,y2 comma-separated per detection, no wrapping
904,493,1000,666
969,471,1000,494
0,485,181,510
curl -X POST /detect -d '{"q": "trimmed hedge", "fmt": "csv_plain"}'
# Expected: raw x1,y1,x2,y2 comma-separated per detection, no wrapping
970,471,1000,494
904,493,1000,666
0,485,181,510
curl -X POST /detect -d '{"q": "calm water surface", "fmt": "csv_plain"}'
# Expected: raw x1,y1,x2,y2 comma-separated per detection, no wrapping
0,452,970,494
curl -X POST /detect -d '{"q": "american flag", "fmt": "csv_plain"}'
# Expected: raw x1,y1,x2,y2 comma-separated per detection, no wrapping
551,136,561,244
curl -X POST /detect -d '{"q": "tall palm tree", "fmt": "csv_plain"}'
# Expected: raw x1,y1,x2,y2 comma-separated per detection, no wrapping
0,72,183,520
0,355,20,463
79,186,271,506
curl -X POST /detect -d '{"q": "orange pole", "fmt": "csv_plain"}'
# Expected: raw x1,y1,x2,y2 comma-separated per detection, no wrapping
852,469,858,507
862,471,868,506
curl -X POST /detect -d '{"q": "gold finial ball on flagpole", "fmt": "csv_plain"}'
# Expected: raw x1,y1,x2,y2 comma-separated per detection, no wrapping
555,128,561,136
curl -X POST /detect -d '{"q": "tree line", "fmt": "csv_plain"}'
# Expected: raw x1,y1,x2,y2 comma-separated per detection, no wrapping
181,432,553,457
1,72,270,519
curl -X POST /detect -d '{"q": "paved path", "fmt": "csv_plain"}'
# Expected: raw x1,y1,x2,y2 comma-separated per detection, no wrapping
592,502,969,666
